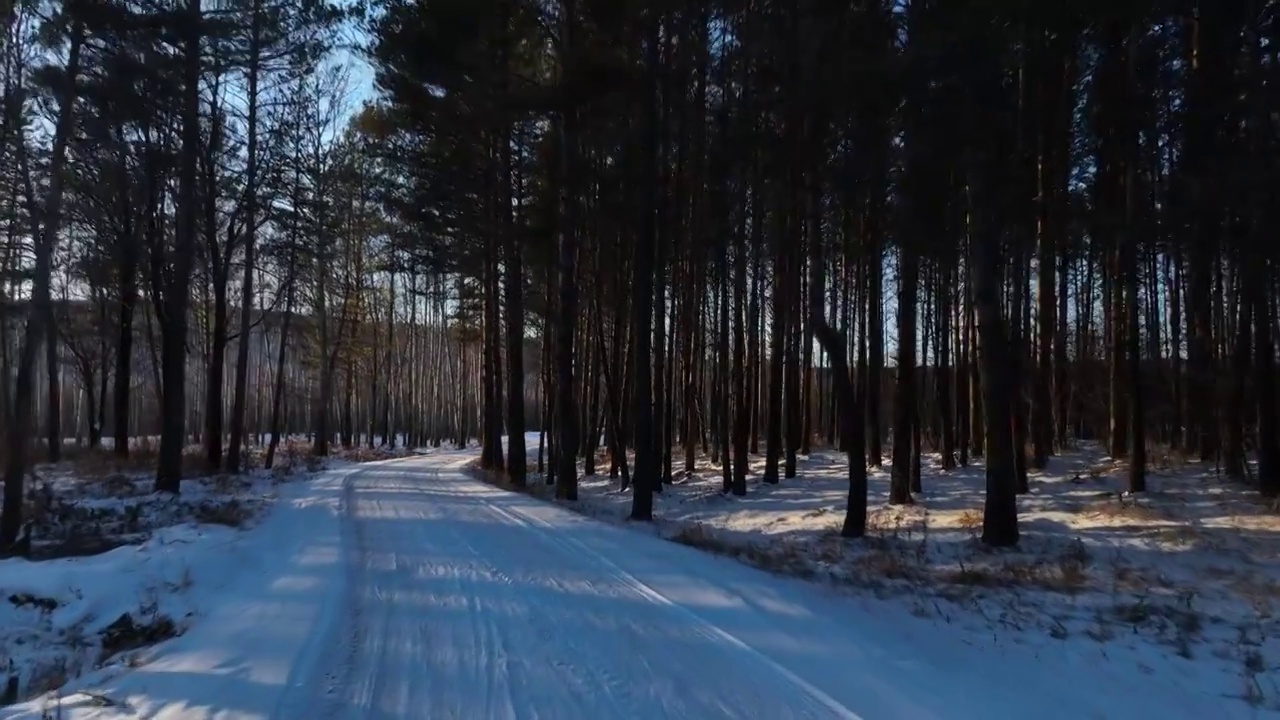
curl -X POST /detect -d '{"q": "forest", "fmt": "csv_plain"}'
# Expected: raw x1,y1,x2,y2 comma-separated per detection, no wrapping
0,0,1277,556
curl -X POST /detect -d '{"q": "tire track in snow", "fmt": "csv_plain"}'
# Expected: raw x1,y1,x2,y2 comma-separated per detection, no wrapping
268,468,366,720
283,461,864,719
327,473,368,717
482,497,864,720
428,481,644,720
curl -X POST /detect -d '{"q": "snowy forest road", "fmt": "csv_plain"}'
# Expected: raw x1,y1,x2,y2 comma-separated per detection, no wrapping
276,457,892,720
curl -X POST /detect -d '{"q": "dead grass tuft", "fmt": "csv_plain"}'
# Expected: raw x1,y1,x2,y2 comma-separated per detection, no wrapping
848,540,926,583
470,464,556,501
942,563,999,587
670,523,735,554
1151,525,1202,546
1109,562,1167,593
207,474,251,495
192,498,254,528
1088,494,1168,522
937,539,1090,594
955,509,983,538
670,524,817,578
743,542,816,578
331,446,387,464
811,535,846,565
98,611,179,663
1149,447,1188,473
1225,575,1280,606
23,658,69,699
51,439,208,482
865,506,926,538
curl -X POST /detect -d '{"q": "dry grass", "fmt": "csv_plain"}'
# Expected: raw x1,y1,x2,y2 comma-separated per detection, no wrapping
667,499,1103,600
849,544,924,583
955,509,983,538
23,658,69,699
97,610,178,664
1087,494,1169,522
50,440,208,482
470,463,559,502
865,506,926,537
1150,525,1203,546
1148,443,1193,473
670,523,736,554
941,548,1089,594
329,446,396,464
192,498,254,528
1109,562,1170,593
256,439,325,477
669,524,817,579
477,458,1112,601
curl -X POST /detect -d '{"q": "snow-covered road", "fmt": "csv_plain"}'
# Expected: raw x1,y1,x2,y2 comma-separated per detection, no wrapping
276,459,874,719
5,451,1235,719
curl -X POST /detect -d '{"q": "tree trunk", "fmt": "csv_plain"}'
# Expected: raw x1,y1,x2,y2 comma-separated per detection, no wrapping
45,309,61,463
155,1,204,494
0,22,82,546
226,0,263,472
554,2,581,500
974,218,1019,547
630,8,661,521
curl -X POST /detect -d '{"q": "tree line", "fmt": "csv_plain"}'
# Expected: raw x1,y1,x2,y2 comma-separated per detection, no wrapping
1,0,1277,552
366,0,1279,548
0,0,491,550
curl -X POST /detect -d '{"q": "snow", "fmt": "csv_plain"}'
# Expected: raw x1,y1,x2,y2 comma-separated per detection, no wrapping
0,438,1269,718
1,524,236,700
0,439,422,709
526,442,1280,717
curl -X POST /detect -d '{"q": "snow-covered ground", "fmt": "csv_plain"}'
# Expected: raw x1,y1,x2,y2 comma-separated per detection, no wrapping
4,437,1275,718
0,439,420,708
503,441,1280,716
3,445,1258,720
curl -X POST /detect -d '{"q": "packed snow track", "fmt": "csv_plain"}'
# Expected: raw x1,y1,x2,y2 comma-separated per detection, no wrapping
4,451,1190,720
278,458,874,720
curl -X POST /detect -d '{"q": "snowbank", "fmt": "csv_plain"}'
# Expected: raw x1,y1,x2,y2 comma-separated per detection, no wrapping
1,524,243,704
0,439,420,711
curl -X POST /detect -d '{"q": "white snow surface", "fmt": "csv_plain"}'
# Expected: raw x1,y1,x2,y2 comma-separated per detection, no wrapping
2,444,1269,719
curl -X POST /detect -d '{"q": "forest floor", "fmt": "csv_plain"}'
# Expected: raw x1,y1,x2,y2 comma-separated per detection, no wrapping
500,440,1280,714
0,438,417,706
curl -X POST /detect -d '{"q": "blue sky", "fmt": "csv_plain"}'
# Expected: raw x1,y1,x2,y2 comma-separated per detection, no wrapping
337,14,377,112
